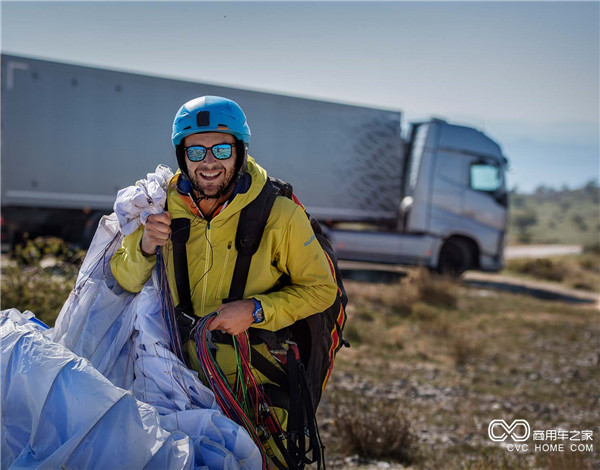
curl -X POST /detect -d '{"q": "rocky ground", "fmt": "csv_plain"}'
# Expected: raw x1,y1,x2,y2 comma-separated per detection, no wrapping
315,274,599,470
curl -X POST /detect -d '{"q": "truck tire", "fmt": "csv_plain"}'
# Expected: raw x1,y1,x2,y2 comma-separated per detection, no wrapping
437,239,471,276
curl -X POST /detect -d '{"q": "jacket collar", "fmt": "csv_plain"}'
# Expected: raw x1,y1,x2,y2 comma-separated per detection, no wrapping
168,156,267,221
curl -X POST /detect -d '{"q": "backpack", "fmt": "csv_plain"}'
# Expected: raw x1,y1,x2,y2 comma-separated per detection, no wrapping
171,177,349,468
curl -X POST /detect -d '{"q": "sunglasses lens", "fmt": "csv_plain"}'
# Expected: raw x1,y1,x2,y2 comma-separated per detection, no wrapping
187,146,207,162
212,144,233,160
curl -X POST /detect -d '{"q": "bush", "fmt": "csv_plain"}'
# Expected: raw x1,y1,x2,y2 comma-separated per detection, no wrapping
13,236,85,266
1,264,77,327
584,242,600,255
505,254,600,292
506,258,565,282
346,268,458,319
517,230,532,244
333,394,418,465
391,268,458,312
415,272,458,309
449,331,481,369
512,208,538,232
571,214,588,231
1,237,82,326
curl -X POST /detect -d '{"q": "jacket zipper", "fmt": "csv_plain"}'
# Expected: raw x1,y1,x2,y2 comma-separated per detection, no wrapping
200,222,211,315
216,242,232,300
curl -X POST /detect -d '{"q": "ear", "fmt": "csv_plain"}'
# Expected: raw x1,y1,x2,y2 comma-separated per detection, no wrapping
176,144,186,170
235,140,247,174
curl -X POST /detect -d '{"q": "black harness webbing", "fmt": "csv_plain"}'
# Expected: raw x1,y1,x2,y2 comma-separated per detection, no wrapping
171,218,192,313
225,180,278,302
170,217,203,345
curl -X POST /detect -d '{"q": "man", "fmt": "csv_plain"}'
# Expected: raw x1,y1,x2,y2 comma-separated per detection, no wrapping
110,96,338,464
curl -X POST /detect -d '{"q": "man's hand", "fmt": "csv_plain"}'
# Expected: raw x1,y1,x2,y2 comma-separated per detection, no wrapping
208,300,255,336
141,212,171,255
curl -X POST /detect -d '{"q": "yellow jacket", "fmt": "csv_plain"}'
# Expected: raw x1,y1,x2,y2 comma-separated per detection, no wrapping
110,157,338,332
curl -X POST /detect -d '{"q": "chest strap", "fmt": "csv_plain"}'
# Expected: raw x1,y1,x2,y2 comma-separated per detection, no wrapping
170,217,200,334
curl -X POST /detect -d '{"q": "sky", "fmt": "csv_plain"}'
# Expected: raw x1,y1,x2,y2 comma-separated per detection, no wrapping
2,0,599,193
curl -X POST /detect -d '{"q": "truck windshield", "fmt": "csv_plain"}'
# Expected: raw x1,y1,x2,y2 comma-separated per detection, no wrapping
470,162,503,192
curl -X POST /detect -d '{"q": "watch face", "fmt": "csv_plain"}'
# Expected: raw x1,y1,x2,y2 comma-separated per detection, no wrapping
252,299,264,323
254,307,264,323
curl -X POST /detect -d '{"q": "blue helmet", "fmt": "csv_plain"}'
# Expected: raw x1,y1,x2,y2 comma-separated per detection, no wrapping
172,96,251,193
172,96,251,147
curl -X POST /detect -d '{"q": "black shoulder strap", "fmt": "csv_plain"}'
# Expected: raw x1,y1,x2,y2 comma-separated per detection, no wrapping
226,179,279,302
170,217,193,314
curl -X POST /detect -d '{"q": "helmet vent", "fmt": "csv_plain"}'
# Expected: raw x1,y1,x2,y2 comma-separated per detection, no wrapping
183,126,192,130
196,111,210,127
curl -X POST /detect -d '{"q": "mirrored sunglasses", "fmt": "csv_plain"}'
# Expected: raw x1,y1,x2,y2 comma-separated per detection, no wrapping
185,144,234,162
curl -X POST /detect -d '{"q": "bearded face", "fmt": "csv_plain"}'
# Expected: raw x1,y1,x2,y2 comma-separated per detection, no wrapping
184,132,237,198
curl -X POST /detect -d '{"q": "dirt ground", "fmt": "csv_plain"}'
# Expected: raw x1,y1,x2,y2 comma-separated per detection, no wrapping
316,270,599,470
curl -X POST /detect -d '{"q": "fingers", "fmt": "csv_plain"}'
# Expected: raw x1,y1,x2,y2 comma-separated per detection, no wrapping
141,212,172,254
207,301,255,336
207,315,222,331
151,211,172,226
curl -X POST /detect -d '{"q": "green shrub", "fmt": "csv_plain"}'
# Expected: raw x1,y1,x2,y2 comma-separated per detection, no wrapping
1,237,82,326
13,236,86,266
1,264,77,327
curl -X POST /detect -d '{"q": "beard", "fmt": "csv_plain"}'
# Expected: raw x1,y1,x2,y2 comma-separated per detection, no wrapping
190,168,235,199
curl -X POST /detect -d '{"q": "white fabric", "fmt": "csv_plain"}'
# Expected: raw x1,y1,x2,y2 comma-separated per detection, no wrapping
114,164,174,236
1,166,263,469
1,314,260,469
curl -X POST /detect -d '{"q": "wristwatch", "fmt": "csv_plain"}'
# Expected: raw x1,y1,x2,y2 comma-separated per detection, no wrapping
251,298,264,324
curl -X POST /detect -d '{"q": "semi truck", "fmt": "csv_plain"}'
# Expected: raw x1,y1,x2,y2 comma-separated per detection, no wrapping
1,54,508,273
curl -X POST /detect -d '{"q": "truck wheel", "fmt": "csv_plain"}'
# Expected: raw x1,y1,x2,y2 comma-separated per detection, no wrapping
437,239,471,276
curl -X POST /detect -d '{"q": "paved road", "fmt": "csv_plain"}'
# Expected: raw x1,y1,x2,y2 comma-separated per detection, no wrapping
463,271,599,307
339,248,599,308
504,244,583,259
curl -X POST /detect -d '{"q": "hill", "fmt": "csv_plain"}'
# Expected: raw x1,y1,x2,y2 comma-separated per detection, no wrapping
507,180,600,246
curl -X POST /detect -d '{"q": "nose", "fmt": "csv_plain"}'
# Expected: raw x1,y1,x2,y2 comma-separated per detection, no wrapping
202,149,219,164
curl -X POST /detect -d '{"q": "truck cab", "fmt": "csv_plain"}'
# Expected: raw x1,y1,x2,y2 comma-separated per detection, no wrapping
331,119,508,274
403,119,508,272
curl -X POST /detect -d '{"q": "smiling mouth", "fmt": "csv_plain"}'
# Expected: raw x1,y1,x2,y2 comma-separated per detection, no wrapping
199,171,222,181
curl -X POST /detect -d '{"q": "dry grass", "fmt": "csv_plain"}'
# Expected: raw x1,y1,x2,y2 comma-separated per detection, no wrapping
504,252,600,292
348,268,458,315
535,450,596,470
448,329,482,369
460,448,528,470
331,393,418,465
